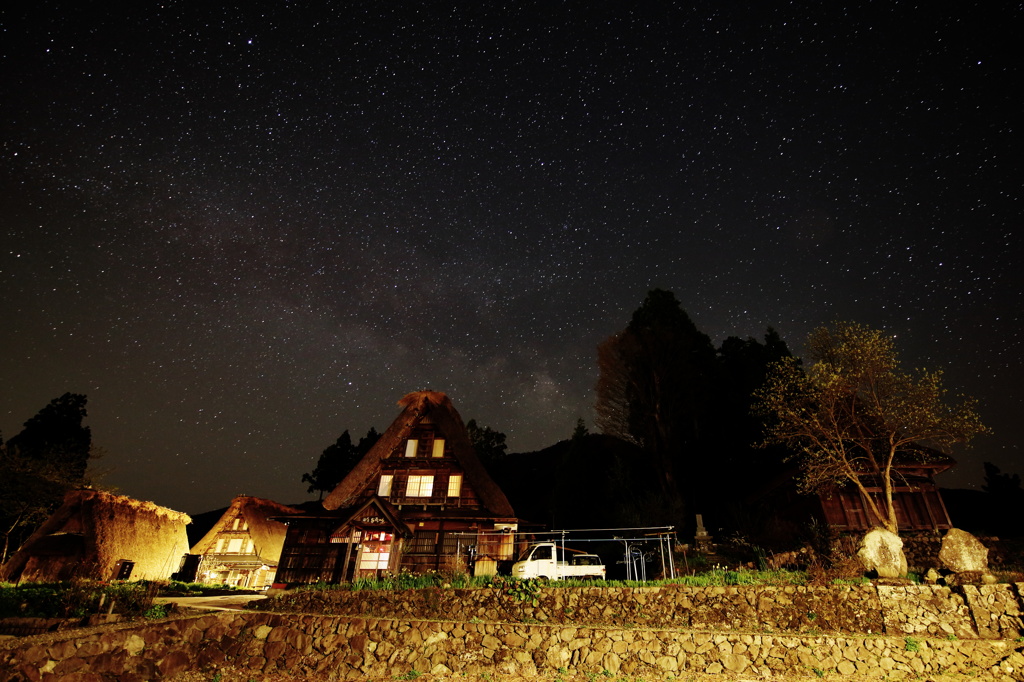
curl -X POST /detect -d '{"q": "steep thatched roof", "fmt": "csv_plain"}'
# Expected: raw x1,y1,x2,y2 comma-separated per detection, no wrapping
0,488,191,583
190,495,302,563
322,391,515,517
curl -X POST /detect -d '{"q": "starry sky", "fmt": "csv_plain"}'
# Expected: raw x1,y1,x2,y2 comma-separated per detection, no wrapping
1,2,1021,515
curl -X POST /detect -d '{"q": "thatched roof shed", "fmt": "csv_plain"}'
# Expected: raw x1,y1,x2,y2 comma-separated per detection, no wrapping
0,489,191,583
322,390,515,517
190,495,301,563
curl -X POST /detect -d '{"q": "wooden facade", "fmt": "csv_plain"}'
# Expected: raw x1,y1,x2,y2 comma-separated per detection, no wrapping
817,461,954,531
275,497,411,584
275,391,518,585
749,450,957,543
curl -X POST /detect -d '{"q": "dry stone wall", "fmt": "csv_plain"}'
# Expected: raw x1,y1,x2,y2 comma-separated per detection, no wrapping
265,582,1024,639
4,610,1024,681
4,583,1024,680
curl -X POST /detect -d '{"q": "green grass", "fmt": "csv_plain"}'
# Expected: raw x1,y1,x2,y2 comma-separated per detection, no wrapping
0,580,161,619
159,580,249,595
292,566,812,593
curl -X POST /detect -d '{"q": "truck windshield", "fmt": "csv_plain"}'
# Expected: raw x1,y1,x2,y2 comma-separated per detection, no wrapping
526,545,552,561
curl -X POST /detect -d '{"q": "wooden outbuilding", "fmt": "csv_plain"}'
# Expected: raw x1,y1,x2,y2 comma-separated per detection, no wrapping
275,391,518,585
816,452,955,532
0,489,191,583
751,449,956,544
188,495,301,589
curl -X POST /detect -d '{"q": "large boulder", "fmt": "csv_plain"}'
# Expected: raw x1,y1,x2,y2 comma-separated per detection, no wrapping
939,528,989,573
857,528,908,578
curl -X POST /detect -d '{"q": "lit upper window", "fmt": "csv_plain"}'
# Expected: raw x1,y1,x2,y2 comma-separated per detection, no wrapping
405,439,418,457
378,474,393,496
431,438,445,458
447,473,463,497
407,475,434,497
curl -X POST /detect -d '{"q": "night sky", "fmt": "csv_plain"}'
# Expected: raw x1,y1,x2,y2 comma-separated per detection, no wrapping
2,3,1020,515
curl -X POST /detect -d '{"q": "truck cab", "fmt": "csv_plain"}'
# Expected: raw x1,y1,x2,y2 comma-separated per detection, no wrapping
511,542,605,580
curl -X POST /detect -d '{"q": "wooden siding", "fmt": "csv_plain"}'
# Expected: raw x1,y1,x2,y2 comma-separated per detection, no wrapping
820,485,952,531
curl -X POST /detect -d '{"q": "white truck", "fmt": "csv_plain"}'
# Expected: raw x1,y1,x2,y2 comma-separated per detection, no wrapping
511,542,605,580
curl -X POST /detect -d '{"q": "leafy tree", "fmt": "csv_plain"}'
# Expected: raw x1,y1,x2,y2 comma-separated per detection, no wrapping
595,289,718,527
466,419,507,467
0,393,94,562
303,427,380,499
755,321,989,533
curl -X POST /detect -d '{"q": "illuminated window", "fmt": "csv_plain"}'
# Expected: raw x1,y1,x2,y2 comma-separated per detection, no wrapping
407,475,434,497
378,474,393,496
226,538,244,553
431,438,445,458
447,474,463,497
359,532,392,570
405,439,418,457
359,550,390,570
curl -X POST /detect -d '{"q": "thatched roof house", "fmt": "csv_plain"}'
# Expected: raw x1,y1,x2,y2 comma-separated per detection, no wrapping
323,390,515,517
0,489,191,583
276,391,517,584
188,496,301,588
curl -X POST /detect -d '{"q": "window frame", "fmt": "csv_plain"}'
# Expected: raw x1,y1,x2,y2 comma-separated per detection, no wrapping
406,474,434,497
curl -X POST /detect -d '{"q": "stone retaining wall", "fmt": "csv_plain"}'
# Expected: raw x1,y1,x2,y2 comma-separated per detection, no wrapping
4,583,1024,680
4,611,1024,681
264,582,1024,640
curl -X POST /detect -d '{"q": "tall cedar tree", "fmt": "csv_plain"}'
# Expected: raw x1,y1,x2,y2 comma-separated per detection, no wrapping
0,393,93,562
303,427,380,499
595,289,717,528
755,321,989,533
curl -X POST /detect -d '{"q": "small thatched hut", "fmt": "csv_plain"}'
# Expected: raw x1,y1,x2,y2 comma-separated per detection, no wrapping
276,391,518,585
0,489,191,583
189,495,301,589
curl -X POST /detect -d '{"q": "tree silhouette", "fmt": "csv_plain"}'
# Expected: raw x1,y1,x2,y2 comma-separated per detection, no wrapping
302,427,380,499
466,419,507,468
0,393,94,562
595,289,718,528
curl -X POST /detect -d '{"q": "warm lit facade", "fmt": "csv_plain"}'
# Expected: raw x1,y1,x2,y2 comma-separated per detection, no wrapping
0,489,190,583
189,496,301,589
275,391,518,585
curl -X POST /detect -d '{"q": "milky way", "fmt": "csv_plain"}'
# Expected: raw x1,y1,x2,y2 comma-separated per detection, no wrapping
1,2,1020,513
